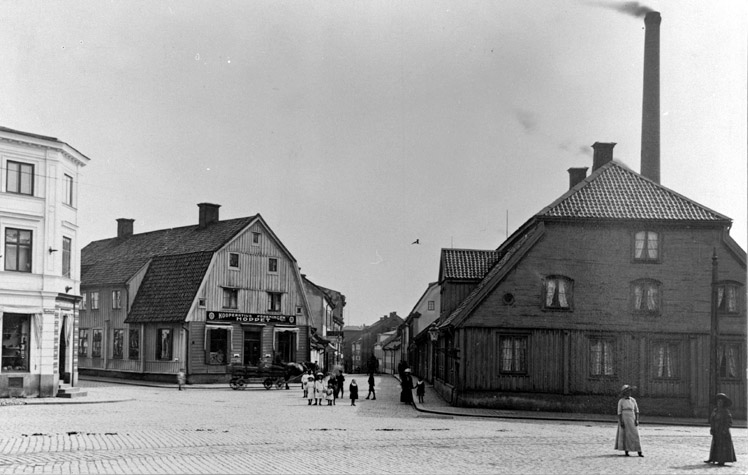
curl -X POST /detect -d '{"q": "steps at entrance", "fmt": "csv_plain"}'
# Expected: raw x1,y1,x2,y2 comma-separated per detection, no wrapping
57,384,87,399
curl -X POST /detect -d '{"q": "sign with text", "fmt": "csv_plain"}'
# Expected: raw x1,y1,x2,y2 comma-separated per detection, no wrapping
207,311,296,325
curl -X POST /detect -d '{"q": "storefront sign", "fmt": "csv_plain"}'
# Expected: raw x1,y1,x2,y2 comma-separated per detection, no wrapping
206,311,296,325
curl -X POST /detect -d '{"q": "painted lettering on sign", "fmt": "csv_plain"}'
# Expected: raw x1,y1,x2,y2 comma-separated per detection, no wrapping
206,311,296,325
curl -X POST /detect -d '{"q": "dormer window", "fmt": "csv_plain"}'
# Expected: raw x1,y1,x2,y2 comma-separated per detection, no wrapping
542,276,573,310
634,231,659,262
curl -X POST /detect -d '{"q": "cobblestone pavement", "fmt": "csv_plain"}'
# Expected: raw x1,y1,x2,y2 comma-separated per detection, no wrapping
0,375,744,474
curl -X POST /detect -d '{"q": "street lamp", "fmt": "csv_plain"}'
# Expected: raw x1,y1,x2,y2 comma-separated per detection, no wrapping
428,327,439,342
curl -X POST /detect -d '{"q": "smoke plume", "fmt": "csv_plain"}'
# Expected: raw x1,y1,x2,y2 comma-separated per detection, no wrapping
587,1,655,18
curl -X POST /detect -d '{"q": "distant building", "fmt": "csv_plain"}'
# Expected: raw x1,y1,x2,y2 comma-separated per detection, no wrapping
79,204,313,383
302,275,345,370
402,281,441,382
433,144,746,417
0,126,91,397
342,325,364,372
358,312,403,373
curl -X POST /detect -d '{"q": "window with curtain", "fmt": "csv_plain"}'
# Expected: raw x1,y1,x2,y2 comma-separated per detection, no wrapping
90,291,99,310
112,329,124,359
62,237,72,278
222,288,238,309
589,338,615,376
92,329,102,358
718,343,740,379
78,329,89,357
207,327,229,365
128,328,139,360
652,341,679,378
156,329,172,360
717,282,740,314
632,279,661,314
268,292,282,312
499,335,528,374
543,276,573,310
634,230,659,262
276,331,295,363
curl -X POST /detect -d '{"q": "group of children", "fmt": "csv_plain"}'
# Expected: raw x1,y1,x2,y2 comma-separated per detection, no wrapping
302,370,359,406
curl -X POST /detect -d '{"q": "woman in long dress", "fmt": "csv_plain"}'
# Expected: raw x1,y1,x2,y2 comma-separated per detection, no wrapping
705,393,737,465
400,368,414,404
615,385,643,457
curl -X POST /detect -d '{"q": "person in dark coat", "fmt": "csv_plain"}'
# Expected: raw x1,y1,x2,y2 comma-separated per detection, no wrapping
400,368,414,404
349,379,358,406
366,372,376,400
414,378,425,403
705,393,737,465
335,370,345,398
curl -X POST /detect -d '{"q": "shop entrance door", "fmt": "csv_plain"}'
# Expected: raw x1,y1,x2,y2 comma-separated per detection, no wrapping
243,331,261,366
59,316,68,382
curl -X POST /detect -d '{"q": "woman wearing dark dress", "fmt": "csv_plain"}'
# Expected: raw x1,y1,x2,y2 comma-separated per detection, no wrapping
705,393,737,466
400,368,414,404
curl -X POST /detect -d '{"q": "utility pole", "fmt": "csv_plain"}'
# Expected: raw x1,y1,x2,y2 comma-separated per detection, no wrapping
709,248,719,420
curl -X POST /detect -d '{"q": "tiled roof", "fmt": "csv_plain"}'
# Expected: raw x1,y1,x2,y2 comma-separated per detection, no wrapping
540,161,731,222
82,216,257,286
126,252,214,323
441,249,502,280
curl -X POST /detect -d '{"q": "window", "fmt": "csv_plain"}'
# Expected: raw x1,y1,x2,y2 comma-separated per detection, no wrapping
222,288,238,309
198,298,206,308
717,282,740,314
229,252,239,268
499,335,527,374
90,291,99,310
112,290,122,309
652,341,679,379
62,237,72,278
6,160,34,195
589,338,615,376
295,306,302,316
206,326,229,365
81,292,87,310
276,330,296,362
156,329,172,360
63,174,73,206
1,314,30,372
4,228,32,272
268,258,278,273
252,232,261,244
543,276,573,310
128,329,139,360
92,329,103,358
268,292,282,312
428,300,435,311
718,343,740,379
632,280,661,314
634,231,659,262
78,329,89,357
112,329,124,359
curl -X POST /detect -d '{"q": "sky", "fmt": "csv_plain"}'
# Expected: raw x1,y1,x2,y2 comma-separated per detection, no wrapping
1,1,745,327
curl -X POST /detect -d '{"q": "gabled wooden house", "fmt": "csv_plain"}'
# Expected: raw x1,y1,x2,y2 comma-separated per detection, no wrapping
433,143,746,418
79,203,312,383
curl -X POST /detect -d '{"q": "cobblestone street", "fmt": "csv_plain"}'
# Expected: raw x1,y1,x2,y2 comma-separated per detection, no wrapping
0,375,744,474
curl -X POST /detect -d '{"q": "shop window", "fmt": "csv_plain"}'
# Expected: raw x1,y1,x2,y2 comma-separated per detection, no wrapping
499,335,527,374
112,329,124,359
90,291,99,310
4,228,32,272
1,314,30,372
63,174,73,206
112,290,122,309
268,292,282,312
589,337,615,377
718,343,741,379
92,329,102,357
229,252,239,269
206,327,229,365
222,288,238,309
717,282,741,314
62,236,72,278
276,331,296,363
632,279,661,315
156,329,172,360
268,257,278,273
652,341,679,379
78,329,89,357
6,160,34,195
542,276,573,310
128,328,140,360
634,231,659,262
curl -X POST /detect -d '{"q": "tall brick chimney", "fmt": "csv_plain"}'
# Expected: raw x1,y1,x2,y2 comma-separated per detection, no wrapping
568,167,588,189
116,218,134,239
640,11,661,183
592,142,616,171
198,203,221,229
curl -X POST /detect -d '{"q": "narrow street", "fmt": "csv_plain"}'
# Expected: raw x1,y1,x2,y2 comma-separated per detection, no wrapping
0,375,744,474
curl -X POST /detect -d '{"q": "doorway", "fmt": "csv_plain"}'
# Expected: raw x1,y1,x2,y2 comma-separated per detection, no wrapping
59,315,69,383
243,331,261,366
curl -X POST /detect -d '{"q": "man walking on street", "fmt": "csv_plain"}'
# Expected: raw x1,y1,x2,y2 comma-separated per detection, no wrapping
366,372,376,400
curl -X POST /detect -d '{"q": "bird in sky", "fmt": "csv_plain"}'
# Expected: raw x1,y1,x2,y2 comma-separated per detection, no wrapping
412,239,420,245
370,250,384,265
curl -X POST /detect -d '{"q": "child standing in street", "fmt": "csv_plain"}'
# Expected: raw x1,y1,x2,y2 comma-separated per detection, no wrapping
177,368,186,391
326,382,335,406
415,378,425,403
349,379,358,406
313,373,325,406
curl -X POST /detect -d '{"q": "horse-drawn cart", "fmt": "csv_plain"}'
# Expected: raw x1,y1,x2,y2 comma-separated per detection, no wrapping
228,361,308,390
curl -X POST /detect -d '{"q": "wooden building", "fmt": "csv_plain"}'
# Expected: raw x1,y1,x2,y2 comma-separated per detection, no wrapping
432,144,746,418
404,281,440,383
0,126,90,398
302,275,345,371
79,204,313,383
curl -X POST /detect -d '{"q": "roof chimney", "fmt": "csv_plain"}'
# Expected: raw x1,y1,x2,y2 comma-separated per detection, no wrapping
116,218,134,239
568,167,588,189
591,142,616,171
198,203,221,229
641,11,661,183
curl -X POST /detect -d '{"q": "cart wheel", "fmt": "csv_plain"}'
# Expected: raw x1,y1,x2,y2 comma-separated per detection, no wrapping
238,379,247,390
263,378,273,390
275,379,284,389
